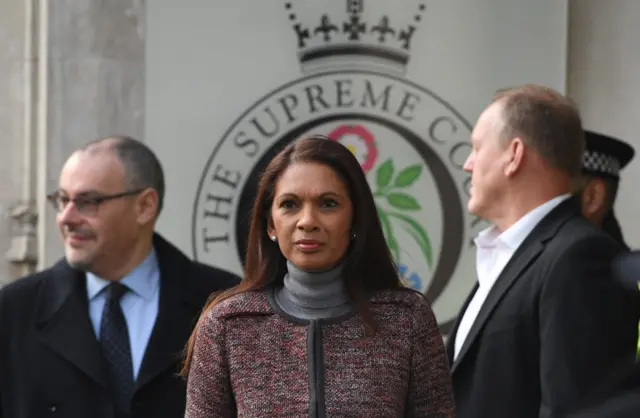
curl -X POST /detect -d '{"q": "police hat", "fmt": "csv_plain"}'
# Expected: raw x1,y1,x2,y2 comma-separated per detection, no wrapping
583,130,635,179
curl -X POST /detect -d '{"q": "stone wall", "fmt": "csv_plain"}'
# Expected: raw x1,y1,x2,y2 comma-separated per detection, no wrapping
2,0,640,284
0,0,146,285
0,0,29,285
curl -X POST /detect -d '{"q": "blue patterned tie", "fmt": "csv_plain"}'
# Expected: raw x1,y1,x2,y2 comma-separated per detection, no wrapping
100,282,134,414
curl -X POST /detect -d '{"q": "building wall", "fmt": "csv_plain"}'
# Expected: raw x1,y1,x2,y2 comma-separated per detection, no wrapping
0,0,639,287
0,0,30,285
0,0,145,287
38,0,146,270
567,0,640,249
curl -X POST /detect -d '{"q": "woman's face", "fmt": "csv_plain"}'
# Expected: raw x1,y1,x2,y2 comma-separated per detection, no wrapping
268,161,354,272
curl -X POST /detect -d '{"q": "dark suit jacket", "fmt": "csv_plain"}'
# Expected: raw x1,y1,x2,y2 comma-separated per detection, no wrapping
560,361,640,418
0,233,240,418
560,251,640,418
446,197,639,418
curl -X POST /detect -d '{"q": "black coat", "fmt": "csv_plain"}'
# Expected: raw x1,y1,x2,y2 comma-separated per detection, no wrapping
560,361,640,418
446,197,639,418
0,233,240,418
560,250,640,418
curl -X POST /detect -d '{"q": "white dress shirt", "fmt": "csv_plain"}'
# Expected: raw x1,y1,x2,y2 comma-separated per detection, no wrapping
453,194,571,360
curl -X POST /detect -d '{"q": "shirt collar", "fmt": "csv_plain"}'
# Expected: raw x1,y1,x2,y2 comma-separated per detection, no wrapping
475,194,571,250
86,248,160,301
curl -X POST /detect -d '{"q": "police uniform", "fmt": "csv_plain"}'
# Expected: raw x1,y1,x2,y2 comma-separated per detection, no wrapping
562,252,640,418
562,134,640,417
582,130,635,250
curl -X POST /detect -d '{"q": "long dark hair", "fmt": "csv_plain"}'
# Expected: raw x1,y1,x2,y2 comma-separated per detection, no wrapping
182,134,402,375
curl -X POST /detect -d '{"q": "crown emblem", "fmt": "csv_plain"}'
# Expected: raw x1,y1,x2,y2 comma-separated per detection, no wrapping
285,0,426,75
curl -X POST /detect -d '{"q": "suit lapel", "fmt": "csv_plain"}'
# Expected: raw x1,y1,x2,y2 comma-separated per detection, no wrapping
35,261,108,388
135,235,202,390
451,197,580,374
451,240,543,373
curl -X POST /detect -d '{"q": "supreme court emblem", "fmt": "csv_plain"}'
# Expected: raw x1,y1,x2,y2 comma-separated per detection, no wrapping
192,0,479,334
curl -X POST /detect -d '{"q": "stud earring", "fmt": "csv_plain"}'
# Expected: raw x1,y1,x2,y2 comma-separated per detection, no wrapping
270,235,277,242
352,233,356,240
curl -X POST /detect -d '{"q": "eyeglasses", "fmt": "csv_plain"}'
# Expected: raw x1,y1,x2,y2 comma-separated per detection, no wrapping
46,189,144,216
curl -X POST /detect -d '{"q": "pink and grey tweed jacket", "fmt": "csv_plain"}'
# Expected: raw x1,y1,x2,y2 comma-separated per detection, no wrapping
185,289,456,417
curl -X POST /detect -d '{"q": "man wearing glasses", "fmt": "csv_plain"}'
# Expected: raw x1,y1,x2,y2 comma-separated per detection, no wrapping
0,136,240,418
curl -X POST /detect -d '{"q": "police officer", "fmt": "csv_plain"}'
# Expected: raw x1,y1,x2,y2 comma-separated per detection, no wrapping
562,252,640,418
563,131,639,417
575,130,634,249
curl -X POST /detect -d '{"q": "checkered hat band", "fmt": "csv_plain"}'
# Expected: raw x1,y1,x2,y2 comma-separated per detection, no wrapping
583,150,621,176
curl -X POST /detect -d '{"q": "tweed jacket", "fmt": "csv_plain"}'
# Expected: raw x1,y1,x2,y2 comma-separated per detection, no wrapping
185,288,455,417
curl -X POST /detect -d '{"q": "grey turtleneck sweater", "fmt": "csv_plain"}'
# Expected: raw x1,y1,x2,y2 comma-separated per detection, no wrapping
274,260,354,320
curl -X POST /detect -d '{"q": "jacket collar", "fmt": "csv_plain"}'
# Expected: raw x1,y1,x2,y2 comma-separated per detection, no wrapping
34,233,205,389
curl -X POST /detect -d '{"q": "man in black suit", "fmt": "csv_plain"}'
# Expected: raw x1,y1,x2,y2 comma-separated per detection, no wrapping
0,136,240,418
447,85,639,418
574,130,634,250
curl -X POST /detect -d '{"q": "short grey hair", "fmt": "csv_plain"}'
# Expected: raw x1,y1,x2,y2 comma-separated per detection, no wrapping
82,135,166,216
492,84,584,178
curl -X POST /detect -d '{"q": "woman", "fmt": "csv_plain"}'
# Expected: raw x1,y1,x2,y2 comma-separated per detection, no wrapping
182,135,455,417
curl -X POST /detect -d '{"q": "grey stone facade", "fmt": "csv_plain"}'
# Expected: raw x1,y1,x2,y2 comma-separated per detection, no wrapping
0,0,638,286
0,0,145,285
